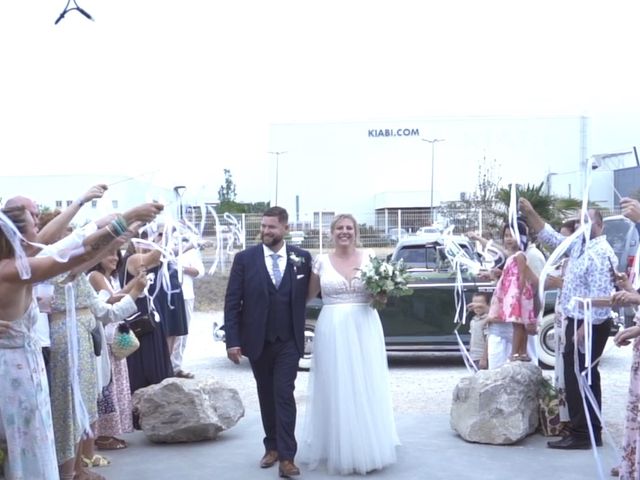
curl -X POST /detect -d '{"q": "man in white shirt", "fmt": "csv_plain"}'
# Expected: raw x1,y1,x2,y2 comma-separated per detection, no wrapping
172,239,205,378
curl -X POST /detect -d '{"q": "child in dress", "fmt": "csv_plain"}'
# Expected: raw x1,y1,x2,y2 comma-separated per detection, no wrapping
488,220,538,362
467,292,490,369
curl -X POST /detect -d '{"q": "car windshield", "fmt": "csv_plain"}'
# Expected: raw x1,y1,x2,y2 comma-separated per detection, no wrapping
396,245,448,269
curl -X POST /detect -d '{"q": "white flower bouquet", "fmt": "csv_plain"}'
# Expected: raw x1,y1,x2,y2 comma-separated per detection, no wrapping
358,256,413,309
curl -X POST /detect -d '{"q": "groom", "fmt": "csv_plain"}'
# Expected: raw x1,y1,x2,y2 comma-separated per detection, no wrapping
224,206,312,478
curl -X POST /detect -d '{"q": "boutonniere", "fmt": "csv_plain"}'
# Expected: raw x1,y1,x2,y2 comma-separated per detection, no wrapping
288,252,305,268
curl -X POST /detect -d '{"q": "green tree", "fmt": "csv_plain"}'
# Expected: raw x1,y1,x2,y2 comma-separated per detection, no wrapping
495,182,583,229
217,169,270,214
439,157,504,233
218,169,237,203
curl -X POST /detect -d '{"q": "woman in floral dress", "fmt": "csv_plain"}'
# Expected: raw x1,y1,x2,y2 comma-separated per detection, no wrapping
87,250,147,451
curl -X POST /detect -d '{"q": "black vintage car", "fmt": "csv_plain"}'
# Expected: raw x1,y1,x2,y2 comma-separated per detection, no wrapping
302,229,629,370
303,237,543,369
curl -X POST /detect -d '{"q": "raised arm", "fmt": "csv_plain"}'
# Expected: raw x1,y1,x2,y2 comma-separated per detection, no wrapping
91,272,148,325
37,184,108,244
518,198,545,234
0,202,164,285
125,249,163,276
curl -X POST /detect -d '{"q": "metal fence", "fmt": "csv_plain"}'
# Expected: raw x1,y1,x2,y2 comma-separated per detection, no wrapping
205,208,489,251
203,205,625,253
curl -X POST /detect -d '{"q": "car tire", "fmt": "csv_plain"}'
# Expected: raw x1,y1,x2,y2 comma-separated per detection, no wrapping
536,313,556,370
298,323,315,371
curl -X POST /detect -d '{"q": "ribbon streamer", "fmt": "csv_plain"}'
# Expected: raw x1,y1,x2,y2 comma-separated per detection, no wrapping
442,231,483,374
507,182,521,250
64,282,92,439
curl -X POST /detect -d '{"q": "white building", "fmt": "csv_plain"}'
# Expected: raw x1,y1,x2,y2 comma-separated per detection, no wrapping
269,116,587,223
546,151,637,210
0,174,204,226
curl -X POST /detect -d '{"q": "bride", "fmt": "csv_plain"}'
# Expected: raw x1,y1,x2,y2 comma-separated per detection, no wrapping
299,213,399,475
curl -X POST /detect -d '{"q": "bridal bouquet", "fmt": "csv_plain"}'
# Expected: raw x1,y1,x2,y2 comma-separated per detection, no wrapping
358,256,413,309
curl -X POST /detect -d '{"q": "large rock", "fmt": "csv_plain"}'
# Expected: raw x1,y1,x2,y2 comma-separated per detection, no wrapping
450,362,543,444
132,377,244,443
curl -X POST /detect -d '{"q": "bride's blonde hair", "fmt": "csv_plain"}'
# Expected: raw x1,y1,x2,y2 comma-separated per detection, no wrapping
329,213,361,247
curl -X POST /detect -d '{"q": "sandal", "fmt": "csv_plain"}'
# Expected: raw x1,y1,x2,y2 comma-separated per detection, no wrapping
95,436,127,450
174,369,195,379
509,353,532,362
81,454,110,468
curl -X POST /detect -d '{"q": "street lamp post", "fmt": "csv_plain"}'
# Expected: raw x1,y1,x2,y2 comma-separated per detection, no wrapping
268,151,288,205
421,138,445,224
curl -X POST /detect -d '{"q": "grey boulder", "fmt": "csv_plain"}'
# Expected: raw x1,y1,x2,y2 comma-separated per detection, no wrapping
450,362,543,444
132,377,245,443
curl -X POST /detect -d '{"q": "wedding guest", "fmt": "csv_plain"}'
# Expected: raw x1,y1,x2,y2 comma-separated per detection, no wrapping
608,196,640,477
150,229,188,366
87,250,144,451
44,207,161,480
224,206,312,478
172,236,205,378
547,219,578,428
119,237,173,394
299,214,399,475
520,198,615,450
487,220,538,362
467,292,490,369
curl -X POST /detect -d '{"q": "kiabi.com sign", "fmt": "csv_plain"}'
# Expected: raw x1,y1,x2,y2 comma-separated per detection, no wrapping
368,128,420,138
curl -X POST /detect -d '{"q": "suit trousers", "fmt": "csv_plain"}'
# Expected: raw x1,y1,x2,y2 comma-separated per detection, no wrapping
250,338,300,460
562,317,611,439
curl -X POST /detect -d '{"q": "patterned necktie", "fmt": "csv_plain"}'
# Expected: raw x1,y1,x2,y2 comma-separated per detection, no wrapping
271,253,282,288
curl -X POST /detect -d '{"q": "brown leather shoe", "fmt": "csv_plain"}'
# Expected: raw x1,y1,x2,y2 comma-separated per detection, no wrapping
260,450,279,468
278,460,300,478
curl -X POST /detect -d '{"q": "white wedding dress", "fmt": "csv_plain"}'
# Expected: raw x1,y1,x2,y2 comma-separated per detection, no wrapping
299,251,399,475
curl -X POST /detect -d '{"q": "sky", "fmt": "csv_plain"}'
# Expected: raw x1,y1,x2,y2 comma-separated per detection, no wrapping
1,1,638,213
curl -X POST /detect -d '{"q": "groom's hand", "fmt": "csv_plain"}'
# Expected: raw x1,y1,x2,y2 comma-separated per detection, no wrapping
227,347,243,364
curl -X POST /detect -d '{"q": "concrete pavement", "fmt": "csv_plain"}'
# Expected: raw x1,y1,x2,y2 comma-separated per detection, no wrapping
94,312,622,479
98,411,615,480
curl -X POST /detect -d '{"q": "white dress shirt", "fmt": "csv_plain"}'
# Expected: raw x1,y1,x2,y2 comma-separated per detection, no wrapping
263,243,287,286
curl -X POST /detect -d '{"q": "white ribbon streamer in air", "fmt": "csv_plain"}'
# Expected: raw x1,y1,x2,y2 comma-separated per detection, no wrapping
507,182,521,250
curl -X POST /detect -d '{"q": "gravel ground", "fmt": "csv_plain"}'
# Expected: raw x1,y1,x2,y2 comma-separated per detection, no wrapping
182,311,634,447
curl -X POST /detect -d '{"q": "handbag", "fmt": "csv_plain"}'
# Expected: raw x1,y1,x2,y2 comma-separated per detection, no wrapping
90,324,102,356
111,323,140,360
126,311,156,338
125,298,157,338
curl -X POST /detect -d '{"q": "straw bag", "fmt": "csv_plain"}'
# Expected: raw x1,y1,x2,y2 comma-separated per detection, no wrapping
111,323,140,360
538,377,567,437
